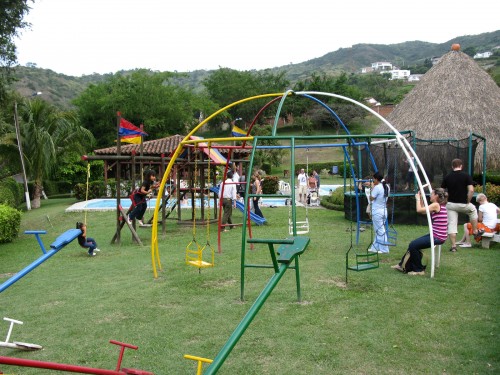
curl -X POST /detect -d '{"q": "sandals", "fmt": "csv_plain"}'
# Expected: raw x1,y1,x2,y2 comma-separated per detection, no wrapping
449,247,457,252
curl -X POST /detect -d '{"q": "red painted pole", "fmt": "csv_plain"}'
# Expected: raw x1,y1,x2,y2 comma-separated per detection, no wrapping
0,356,125,374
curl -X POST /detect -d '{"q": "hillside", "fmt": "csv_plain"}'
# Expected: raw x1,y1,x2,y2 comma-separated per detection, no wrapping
13,30,499,109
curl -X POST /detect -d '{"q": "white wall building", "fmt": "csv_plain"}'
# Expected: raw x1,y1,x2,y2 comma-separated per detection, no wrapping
473,51,493,59
371,62,393,71
382,70,411,80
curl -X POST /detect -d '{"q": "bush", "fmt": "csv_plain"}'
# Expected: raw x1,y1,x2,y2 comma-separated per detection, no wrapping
0,204,21,243
473,173,500,186
261,175,280,194
74,181,107,200
320,187,345,211
261,162,272,175
0,186,16,208
0,177,23,207
475,182,500,206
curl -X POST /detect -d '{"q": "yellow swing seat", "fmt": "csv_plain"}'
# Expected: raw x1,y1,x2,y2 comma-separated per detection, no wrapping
186,240,214,269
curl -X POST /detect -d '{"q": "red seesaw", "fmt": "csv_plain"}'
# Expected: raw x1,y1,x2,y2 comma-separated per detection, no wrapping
0,340,153,375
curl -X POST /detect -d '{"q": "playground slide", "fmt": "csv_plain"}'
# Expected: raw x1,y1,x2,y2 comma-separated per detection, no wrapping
210,187,266,226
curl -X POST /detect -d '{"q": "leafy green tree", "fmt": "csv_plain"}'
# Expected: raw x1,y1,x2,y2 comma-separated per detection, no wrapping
18,98,94,208
203,68,289,127
74,69,217,147
0,0,33,100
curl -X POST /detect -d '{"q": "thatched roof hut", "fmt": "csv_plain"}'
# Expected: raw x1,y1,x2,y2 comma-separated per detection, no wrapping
376,48,500,171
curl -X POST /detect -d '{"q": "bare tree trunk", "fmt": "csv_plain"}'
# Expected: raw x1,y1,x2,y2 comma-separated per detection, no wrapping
32,181,43,209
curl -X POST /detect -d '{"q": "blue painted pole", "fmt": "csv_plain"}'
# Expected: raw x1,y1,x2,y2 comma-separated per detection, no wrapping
0,249,58,293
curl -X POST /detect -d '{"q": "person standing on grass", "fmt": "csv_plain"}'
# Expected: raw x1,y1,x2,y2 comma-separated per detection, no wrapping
128,169,159,226
313,170,320,189
76,222,100,257
456,193,500,247
368,172,390,254
251,173,264,218
221,170,237,232
392,188,448,275
441,158,478,252
297,168,308,203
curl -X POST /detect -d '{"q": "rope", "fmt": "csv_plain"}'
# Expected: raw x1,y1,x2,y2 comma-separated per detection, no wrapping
192,146,198,240
84,162,91,225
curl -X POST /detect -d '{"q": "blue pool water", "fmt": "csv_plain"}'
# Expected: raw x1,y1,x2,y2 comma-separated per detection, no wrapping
66,197,290,212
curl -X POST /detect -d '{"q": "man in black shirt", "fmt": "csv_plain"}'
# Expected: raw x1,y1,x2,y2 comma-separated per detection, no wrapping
441,159,478,252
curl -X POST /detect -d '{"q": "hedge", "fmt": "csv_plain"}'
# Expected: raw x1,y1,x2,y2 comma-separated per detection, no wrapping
0,204,21,243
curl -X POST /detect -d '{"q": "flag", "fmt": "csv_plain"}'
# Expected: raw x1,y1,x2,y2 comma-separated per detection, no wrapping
231,125,246,137
120,135,143,144
118,118,147,137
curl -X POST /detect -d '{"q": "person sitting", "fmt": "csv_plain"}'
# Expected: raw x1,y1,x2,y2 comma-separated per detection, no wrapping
456,193,500,247
392,188,448,275
76,222,100,257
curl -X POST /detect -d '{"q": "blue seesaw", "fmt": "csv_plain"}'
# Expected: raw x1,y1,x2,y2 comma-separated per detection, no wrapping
0,229,81,293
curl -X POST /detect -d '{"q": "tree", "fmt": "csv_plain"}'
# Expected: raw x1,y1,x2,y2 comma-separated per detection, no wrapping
74,69,217,147
0,0,33,100
203,68,290,127
18,98,94,208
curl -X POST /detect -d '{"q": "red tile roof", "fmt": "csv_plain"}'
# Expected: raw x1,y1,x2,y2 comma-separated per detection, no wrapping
94,134,184,156
93,134,252,157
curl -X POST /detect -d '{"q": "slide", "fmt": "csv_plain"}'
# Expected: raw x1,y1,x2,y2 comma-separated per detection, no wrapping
210,187,266,226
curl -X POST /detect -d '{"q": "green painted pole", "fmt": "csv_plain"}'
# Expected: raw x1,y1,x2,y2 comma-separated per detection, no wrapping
204,263,289,375
240,137,259,301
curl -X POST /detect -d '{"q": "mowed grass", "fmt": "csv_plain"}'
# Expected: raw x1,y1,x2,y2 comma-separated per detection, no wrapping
0,198,498,374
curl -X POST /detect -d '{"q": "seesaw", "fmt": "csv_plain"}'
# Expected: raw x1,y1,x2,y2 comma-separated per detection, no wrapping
0,340,154,374
0,317,42,351
0,229,81,293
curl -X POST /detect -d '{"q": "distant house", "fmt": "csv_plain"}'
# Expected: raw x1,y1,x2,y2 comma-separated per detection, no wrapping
371,62,392,71
408,74,423,82
473,51,493,59
382,69,410,80
361,66,374,73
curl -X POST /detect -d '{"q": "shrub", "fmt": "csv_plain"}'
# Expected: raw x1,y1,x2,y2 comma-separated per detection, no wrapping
261,175,280,194
261,162,272,175
0,204,21,243
0,186,16,208
73,181,107,200
0,177,23,207
320,187,345,211
475,182,500,206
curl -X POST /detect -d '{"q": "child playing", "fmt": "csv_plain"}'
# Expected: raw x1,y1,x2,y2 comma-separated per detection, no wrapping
128,169,160,226
76,222,100,256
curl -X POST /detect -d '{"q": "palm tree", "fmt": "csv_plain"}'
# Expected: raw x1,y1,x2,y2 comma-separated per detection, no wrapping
18,98,94,208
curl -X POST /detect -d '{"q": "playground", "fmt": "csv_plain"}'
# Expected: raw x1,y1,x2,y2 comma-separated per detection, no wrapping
0,198,498,374
1,85,498,373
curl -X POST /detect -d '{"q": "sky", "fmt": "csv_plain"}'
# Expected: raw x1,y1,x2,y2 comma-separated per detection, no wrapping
14,0,500,77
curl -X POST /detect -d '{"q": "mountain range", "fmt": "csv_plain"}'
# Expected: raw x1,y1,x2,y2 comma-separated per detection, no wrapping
14,30,499,109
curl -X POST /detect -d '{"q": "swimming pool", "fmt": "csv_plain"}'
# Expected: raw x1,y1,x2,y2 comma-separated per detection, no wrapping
318,184,342,196
65,197,292,212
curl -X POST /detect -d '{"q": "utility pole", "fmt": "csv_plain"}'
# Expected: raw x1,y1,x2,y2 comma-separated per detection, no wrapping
14,101,31,210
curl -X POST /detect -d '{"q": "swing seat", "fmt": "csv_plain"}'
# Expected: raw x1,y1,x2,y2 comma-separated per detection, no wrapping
346,252,380,271
186,241,214,269
289,219,309,235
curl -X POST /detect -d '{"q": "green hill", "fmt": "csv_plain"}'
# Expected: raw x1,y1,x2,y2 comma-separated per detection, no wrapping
13,30,499,109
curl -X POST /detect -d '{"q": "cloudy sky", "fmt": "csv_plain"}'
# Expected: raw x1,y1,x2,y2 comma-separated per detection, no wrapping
14,0,499,77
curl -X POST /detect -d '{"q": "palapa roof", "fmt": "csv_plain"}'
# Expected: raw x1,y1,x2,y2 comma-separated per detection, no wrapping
377,49,500,170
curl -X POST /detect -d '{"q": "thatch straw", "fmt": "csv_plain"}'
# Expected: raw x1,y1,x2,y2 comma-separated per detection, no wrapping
377,49,500,171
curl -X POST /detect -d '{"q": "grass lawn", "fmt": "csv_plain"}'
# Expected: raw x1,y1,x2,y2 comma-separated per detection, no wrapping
0,198,499,374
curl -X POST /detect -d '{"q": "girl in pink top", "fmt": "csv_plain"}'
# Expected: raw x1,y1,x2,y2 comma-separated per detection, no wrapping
392,188,448,275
